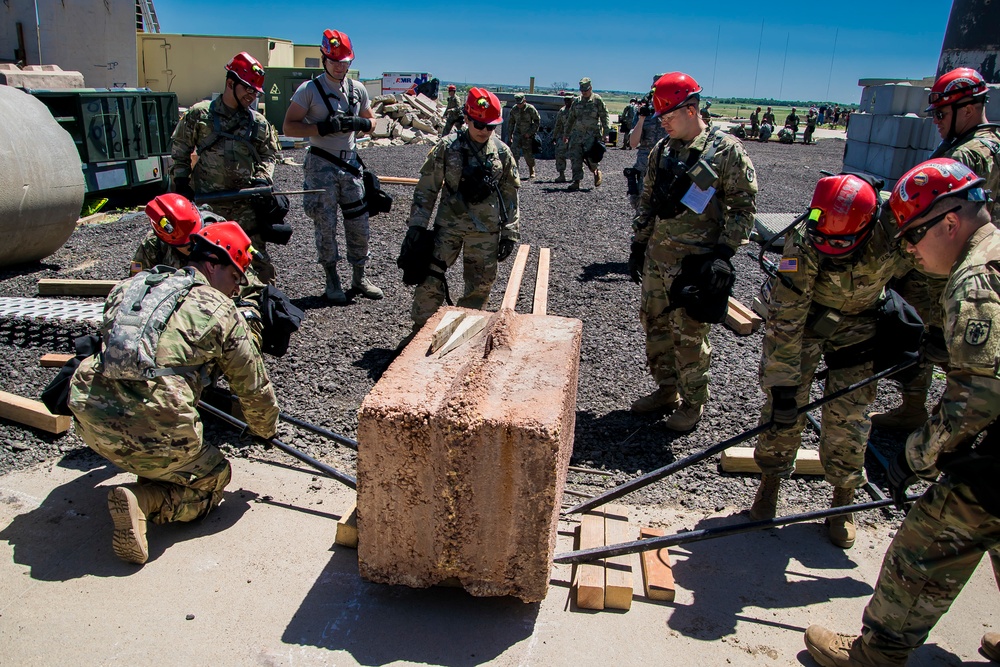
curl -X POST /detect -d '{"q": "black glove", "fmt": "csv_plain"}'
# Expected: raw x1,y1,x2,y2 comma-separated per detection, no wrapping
317,117,343,136
400,225,423,259
337,116,373,133
497,238,515,262
702,245,736,292
886,450,918,511
628,242,646,284
173,176,195,200
770,386,799,426
638,105,652,117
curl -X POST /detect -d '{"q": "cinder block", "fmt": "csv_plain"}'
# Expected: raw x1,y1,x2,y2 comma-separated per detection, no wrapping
843,139,869,170
846,113,873,142
357,308,583,603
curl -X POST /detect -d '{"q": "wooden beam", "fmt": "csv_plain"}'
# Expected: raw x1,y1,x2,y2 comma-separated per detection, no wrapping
725,297,762,336
729,297,762,331
335,502,359,549
532,247,550,315
435,315,487,357
500,244,531,312
378,176,419,186
40,353,74,367
574,511,605,610
720,446,824,476
77,212,108,226
37,278,119,297
639,527,676,601
0,390,71,434
604,504,633,610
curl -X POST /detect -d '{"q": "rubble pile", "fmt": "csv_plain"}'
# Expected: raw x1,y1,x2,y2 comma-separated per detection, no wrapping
364,93,445,147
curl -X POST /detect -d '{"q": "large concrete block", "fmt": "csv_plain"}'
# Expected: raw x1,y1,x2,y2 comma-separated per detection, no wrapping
871,115,924,148
846,113,873,142
987,85,1000,122
843,139,869,170
357,308,583,603
870,85,913,116
866,144,919,181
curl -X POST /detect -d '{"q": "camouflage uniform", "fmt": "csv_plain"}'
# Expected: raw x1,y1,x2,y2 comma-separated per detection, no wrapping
633,127,757,406
129,228,267,351
859,224,1000,663
68,269,279,524
169,97,280,284
785,111,800,140
749,110,760,138
552,102,572,178
803,109,818,144
408,130,520,327
762,110,776,127
884,125,1000,417
755,217,905,487
508,101,540,174
629,115,668,212
440,93,464,136
566,92,609,182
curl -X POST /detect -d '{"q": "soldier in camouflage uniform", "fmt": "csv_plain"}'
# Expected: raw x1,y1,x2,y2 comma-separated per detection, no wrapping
784,107,800,141
803,107,819,144
873,67,1000,433
552,94,574,182
750,106,761,138
169,52,281,285
131,193,266,351
508,93,541,179
404,88,520,329
627,90,668,212
283,29,381,305
805,158,1000,667
762,106,776,127
69,222,279,565
629,72,757,431
440,84,464,136
565,77,609,191
751,174,906,548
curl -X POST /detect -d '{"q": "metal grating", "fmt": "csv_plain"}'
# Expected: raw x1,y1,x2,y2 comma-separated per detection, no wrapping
753,213,800,245
0,297,103,324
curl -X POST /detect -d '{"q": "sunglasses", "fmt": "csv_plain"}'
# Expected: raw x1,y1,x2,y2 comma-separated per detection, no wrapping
807,230,860,250
901,205,960,245
469,119,496,131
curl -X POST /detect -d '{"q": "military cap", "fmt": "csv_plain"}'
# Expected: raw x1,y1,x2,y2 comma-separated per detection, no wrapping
579,77,592,91
514,92,525,102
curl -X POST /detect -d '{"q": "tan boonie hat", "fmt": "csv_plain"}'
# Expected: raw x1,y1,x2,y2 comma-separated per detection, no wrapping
579,77,592,91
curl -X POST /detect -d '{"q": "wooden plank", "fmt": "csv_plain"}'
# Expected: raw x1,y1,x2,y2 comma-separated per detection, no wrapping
604,504,633,610
379,176,419,186
0,390,71,434
429,311,464,353
720,446,824,476
334,502,359,549
500,244,530,312
639,527,676,601
40,353,74,367
37,278,119,297
532,247,550,315
574,511,605,610
725,307,755,335
436,315,487,357
76,212,108,226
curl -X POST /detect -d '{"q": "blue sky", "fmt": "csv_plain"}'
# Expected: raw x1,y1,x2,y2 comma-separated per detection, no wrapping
155,0,952,104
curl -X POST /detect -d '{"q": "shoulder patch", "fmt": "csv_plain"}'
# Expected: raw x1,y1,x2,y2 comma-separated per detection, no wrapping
964,318,992,346
778,257,798,272
746,166,755,183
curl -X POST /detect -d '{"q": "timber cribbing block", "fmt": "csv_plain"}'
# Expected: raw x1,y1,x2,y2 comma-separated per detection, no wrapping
40,353,74,367
725,297,763,335
335,502,359,549
639,527,675,601
575,512,606,610
721,446,824,476
0,390,71,434
37,278,119,297
604,504,633,610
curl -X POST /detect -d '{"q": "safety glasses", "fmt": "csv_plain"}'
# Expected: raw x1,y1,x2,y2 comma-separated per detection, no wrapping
901,206,960,246
469,119,496,132
806,228,861,250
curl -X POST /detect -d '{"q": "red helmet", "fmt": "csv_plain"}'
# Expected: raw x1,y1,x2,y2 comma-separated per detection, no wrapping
652,72,702,117
926,67,988,112
889,158,986,236
321,29,354,62
145,194,202,246
805,174,880,256
447,84,456,92
464,87,503,126
191,221,255,284
225,52,265,93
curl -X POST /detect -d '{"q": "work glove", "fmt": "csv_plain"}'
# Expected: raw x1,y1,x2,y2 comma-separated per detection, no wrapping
702,245,736,293
399,225,423,259
886,450,918,511
317,117,343,136
497,238,516,262
770,386,799,426
339,116,374,133
173,176,195,200
628,241,646,284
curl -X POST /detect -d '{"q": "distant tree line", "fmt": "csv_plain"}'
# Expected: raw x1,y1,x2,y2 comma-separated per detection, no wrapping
711,96,859,109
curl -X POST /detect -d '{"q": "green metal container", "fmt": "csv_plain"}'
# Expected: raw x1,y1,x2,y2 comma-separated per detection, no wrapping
261,67,361,131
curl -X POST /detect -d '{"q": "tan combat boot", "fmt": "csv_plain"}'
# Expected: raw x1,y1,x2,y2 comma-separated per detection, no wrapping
664,400,703,432
352,265,384,300
870,393,928,431
528,165,536,179
983,632,1000,662
324,265,346,304
108,485,152,565
594,168,603,186
554,173,567,183
828,486,856,549
630,385,680,414
567,180,581,191
804,625,906,667
749,474,782,520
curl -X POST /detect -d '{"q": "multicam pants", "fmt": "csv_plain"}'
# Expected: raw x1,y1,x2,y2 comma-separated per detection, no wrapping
302,151,370,270
888,269,949,400
411,227,498,328
510,133,535,172
568,130,600,182
555,138,569,177
861,479,1000,661
640,255,712,406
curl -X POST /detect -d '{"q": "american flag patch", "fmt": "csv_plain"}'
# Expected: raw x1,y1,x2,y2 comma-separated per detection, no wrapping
778,257,798,272
130,261,143,275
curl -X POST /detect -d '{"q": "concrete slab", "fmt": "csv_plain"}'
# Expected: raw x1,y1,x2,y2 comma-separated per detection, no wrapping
0,456,996,666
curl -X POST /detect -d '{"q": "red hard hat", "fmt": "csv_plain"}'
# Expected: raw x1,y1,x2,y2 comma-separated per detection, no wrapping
652,72,702,117
225,52,265,93
926,67,988,112
145,194,202,246
464,87,503,126
448,84,457,92
321,29,355,62
889,158,986,236
805,174,880,255
191,221,255,285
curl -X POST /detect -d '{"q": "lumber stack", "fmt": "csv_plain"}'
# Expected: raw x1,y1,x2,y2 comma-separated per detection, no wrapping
725,296,763,335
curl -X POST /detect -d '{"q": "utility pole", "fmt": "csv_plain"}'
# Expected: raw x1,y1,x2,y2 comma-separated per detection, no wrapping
753,19,764,98
826,28,839,100
779,33,790,100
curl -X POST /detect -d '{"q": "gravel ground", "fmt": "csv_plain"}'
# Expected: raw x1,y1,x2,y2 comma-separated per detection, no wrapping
0,135,933,528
